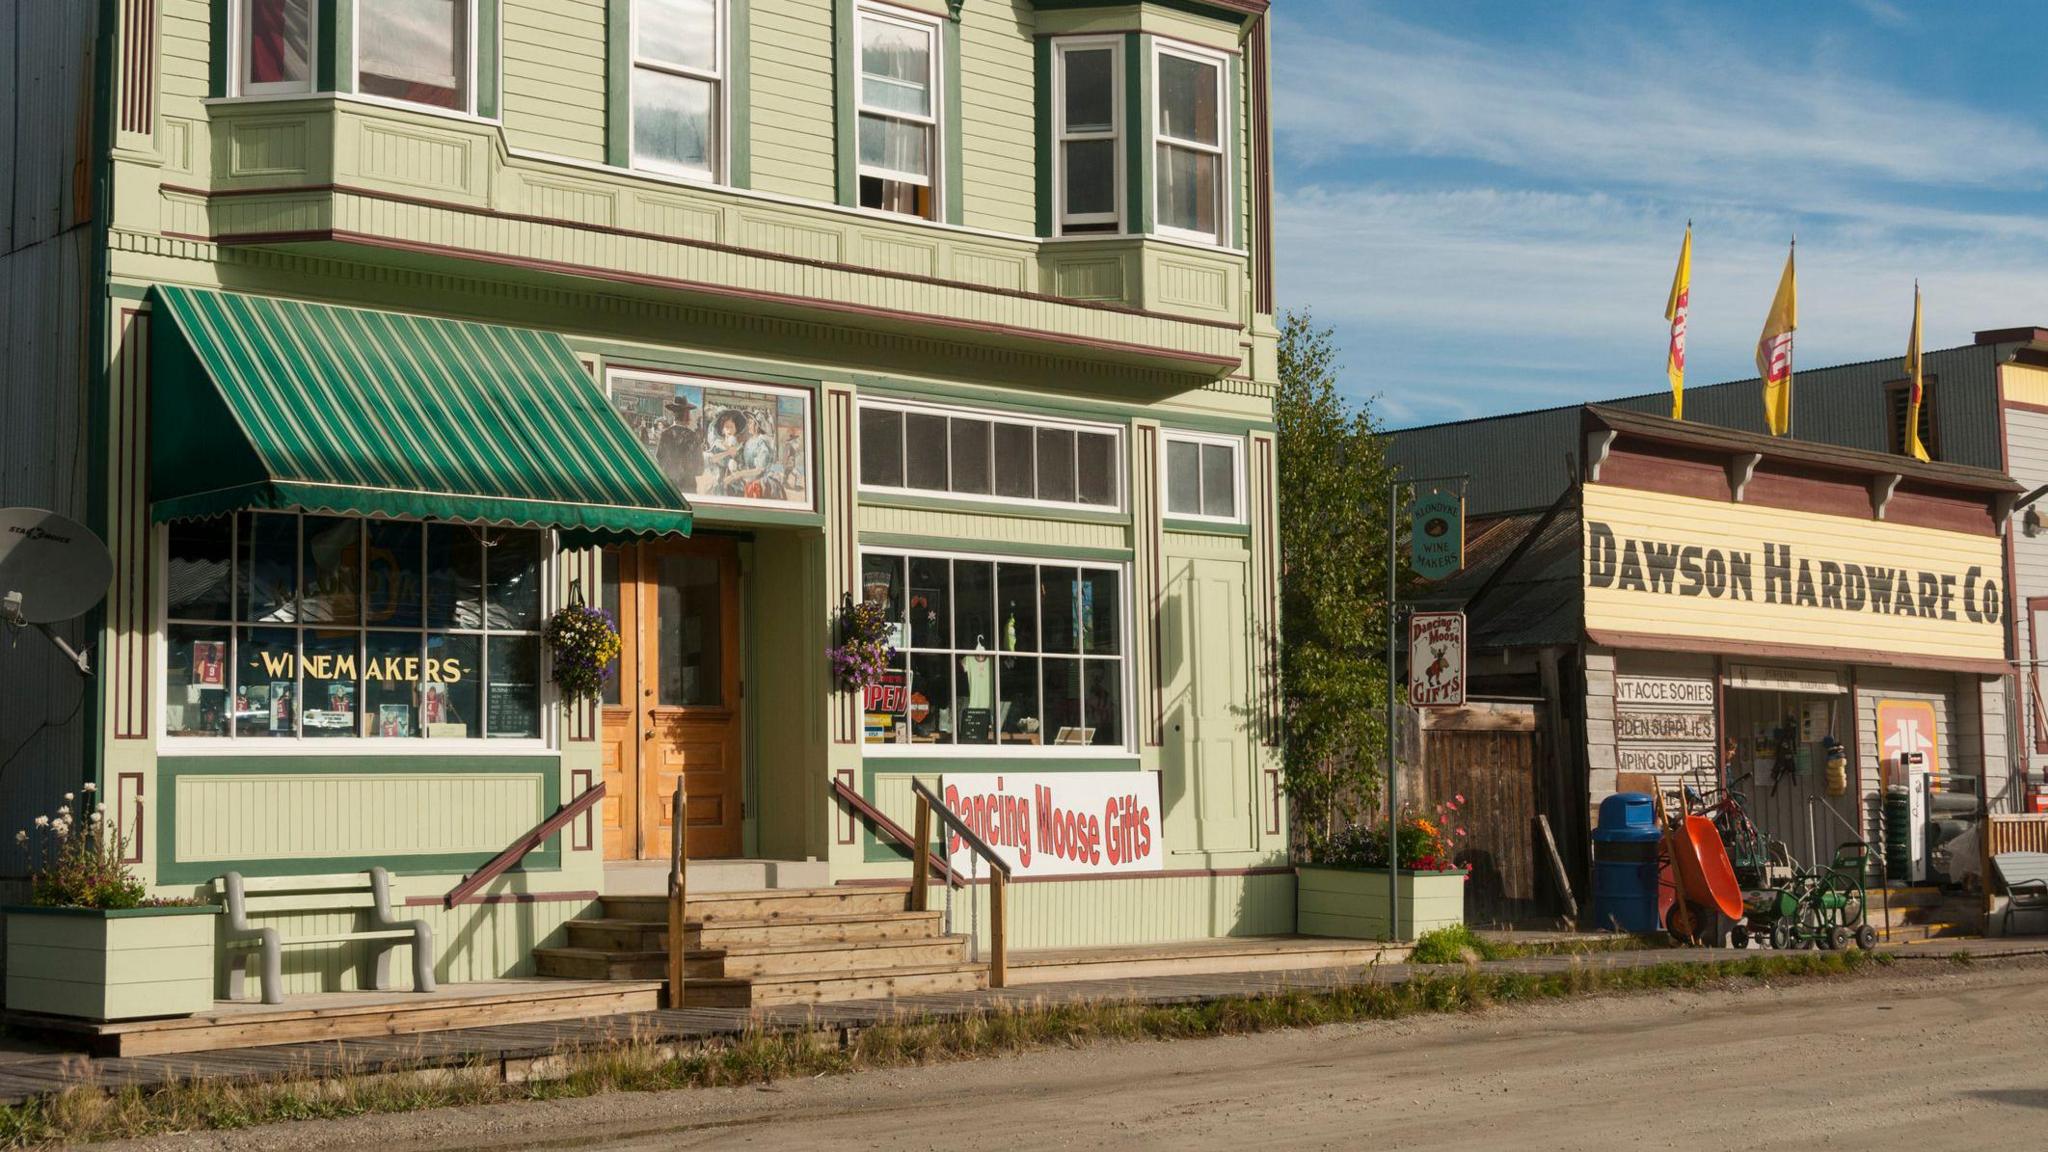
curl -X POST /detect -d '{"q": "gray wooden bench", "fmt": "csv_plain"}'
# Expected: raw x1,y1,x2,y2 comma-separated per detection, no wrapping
216,869,436,1005
1992,852,2048,936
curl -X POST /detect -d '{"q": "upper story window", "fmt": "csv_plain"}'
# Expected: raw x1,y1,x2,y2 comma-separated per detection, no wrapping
1154,43,1226,245
238,0,314,95
1163,431,1243,522
633,0,724,180
856,4,942,220
1054,39,1123,236
357,0,472,113
858,400,1123,512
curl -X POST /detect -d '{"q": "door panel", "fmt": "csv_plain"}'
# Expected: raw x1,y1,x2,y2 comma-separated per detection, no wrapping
1163,556,1254,853
637,538,744,860
600,547,639,860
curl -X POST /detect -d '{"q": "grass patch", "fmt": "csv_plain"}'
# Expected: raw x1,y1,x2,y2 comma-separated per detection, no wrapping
0,950,1890,1148
1409,925,1656,963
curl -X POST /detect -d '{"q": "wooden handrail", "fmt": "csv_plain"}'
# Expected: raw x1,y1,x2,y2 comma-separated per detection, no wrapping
910,779,1010,989
827,776,959,887
667,784,687,1010
443,780,606,908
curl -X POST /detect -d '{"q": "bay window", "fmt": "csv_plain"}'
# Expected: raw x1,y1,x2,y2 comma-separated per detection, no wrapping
856,4,941,219
357,0,471,112
164,512,545,742
633,0,724,179
860,550,1128,751
238,0,314,95
1055,39,1122,235
1154,43,1225,244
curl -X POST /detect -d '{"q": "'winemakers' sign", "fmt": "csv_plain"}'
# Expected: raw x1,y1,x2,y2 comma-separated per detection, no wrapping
939,773,1162,878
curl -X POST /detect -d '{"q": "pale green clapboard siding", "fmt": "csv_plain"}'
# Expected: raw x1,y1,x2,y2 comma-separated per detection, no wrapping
745,0,838,202
502,0,608,162
916,872,1295,951
160,0,212,102
174,772,546,863
855,502,1130,553
955,1,1037,235
211,898,592,995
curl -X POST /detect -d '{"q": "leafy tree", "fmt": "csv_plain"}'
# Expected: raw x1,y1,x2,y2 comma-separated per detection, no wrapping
1275,310,1395,858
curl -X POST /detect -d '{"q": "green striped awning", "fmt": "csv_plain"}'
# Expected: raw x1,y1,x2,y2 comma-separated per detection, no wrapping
148,286,691,540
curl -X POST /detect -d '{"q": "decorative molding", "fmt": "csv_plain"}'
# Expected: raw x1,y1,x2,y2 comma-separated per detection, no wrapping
120,0,157,137
113,309,151,740
1727,452,1761,503
117,773,145,864
571,768,594,851
836,768,857,843
1870,473,1901,520
1584,430,1616,483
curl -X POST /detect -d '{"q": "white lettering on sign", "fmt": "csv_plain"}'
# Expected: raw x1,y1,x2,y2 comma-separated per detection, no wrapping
1408,611,1466,708
940,773,1163,878
1614,676,1716,709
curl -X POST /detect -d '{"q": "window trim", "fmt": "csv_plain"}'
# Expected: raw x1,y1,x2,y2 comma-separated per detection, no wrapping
353,0,481,117
857,545,1137,759
1052,36,1125,237
1161,429,1246,525
1151,39,1229,247
155,512,556,753
853,1,944,218
856,397,1127,515
629,0,729,183
233,0,318,97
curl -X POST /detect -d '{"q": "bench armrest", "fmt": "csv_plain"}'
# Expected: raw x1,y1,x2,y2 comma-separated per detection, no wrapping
367,866,432,934
2009,878,2048,899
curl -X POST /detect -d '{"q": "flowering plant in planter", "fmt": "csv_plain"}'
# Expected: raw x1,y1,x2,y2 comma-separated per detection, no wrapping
828,596,897,692
1312,795,1470,872
13,787,197,909
544,603,623,703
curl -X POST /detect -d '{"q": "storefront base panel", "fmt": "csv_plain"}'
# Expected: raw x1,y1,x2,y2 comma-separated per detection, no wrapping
913,871,1296,952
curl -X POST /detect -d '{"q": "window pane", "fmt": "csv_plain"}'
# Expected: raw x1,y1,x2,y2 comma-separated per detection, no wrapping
1165,439,1202,515
365,520,423,629
859,408,905,487
904,412,949,491
486,635,542,738
859,174,933,218
993,423,1034,498
636,0,717,72
1158,52,1218,145
909,651,953,743
859,114,930,179
998,563,1038,652
860,553,907,646
246,0,311,87
1157,144,1218,236
427,525,483,629
957,649,997,744
423,633,480,738
237,626,298,737
1202,443,1238,519
1080,568,1119,655
655,551,722,707
1043,657,1082,742
907,556,950,649
1036,428,1076,503
301,630,359,738
860,17,931,116
600,548,624,706
1040,566,1078,654
1063,138,1117,219
301,516,361,626
240,512,297,623
1082,660,1122,746
358,0,465,110
166,624,231,737
955,560,995,652
365,631,423,737
486,529,543,631
635,70,718,176
1076,432,1116,506
1062,47,1114,131
998,654,1041,745
167,516,232,620
949,419,992,495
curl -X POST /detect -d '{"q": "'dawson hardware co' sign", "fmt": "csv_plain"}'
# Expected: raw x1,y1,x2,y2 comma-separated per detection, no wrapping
1581,486,2005,664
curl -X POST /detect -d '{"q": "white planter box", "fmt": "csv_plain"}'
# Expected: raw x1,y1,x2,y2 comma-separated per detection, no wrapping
5,905,218,1021
1296,866,1466,942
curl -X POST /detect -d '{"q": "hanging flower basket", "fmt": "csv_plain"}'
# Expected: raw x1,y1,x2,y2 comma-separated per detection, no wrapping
828,596,897,693
544,603,623,703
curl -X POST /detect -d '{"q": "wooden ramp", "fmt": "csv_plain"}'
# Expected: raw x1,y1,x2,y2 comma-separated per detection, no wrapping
1008,936,1409,985
3,979,663,1058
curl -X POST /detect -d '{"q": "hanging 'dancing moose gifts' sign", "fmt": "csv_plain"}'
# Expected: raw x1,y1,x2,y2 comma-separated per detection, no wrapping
1408,611,1466,708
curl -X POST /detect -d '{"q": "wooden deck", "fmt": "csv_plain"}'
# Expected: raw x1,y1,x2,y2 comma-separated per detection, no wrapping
1007,935,1408,984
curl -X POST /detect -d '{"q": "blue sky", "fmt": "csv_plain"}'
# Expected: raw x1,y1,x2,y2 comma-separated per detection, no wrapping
1270,0,2048,428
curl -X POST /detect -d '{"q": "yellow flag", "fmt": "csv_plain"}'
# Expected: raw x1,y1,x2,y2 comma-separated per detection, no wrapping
1756,244,1798,436
1665,225,1691,420
1905,283,1930,461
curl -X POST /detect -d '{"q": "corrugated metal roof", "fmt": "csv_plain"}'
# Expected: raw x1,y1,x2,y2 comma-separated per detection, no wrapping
1387,342,2009,517
1405,491,1583,652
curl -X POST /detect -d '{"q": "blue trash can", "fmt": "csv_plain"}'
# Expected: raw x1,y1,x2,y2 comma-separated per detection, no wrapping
1591,793,1663,934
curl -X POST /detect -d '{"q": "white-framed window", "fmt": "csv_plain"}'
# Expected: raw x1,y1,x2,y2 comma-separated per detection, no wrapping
855,3,942,220
632,0,724,181
859,548,1132,754
161,511,550,746
857,398,1123,513
1054,37,1123,235
356,0,474,113
235,0,316,96
1163,430,1243,522
1153,41,1226,245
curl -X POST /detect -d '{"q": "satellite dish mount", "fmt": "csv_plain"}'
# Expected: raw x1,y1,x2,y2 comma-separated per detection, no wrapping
0,508,113,677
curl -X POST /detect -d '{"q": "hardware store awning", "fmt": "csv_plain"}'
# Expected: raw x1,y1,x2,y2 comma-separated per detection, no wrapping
148,286,692,541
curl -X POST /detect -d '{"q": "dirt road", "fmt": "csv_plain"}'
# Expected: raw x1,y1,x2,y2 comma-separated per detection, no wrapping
101,958,2048,1151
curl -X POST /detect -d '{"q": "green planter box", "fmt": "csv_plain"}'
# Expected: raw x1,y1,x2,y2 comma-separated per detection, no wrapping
4,905,219,1021
1296,865,1466,942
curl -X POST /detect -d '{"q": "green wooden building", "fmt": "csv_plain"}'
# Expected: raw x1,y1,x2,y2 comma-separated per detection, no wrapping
0,0,1287,991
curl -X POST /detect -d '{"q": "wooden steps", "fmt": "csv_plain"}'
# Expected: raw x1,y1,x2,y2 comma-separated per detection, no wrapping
536,886,987,1006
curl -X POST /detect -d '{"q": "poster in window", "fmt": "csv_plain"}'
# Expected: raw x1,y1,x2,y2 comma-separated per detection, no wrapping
267,682,295,732
192,641,226,688
608,373,814,511
863,670,909,744
379,703,412,738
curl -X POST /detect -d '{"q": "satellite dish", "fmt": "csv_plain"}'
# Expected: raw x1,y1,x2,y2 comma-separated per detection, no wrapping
0,508,111,675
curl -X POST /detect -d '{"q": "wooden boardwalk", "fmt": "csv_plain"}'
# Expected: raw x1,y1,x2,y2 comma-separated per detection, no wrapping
0,940,2035,1107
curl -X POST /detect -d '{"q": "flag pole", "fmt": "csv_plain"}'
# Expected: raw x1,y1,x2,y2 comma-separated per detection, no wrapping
1787,235,1797,440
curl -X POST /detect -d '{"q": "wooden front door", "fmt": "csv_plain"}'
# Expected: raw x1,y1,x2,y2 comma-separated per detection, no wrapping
599,538,744,860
